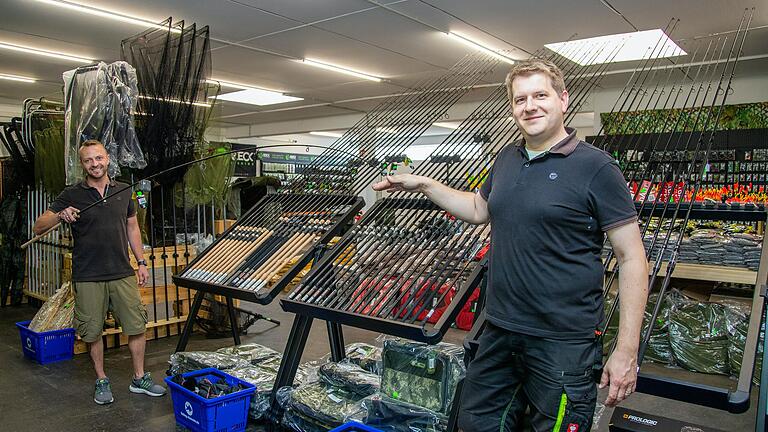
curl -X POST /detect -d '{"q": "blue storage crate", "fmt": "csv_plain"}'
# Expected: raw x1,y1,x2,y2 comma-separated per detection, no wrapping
330,422,383,432
15,320,75,365
165,367,256,432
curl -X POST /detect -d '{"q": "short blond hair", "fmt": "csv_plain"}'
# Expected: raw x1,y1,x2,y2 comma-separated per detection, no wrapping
78,139,107,160
504,59,566,99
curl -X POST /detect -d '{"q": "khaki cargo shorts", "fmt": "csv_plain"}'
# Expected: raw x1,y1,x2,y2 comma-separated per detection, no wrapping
73,276,148,343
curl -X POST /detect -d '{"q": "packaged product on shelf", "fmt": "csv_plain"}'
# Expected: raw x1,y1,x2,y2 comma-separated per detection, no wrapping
722,300,764,385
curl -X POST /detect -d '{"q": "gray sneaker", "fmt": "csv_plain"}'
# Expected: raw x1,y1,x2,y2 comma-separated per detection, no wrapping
129,372,167,397
94,378,114,405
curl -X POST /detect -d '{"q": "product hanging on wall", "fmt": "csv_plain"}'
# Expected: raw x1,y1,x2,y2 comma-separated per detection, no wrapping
63,61,146,184
121,17,216,185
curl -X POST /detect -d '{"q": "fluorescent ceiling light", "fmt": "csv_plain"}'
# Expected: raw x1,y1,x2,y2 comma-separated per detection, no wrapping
0,41,93,63
545,29,686,66
207,79,286,93
300,58,383,82
376,127,398,134
34,0,181,34
432,122,459,130
0,73,36,83
137,95,211,108
446,31,516,64
310,131,343,138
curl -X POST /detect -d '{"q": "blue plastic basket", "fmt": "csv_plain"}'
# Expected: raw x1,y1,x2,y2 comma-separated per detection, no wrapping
330,421,383,432
165,367,256,432
15,320,75,365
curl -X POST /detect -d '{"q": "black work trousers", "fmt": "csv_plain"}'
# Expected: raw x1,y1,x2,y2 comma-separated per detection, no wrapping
458,322,601,432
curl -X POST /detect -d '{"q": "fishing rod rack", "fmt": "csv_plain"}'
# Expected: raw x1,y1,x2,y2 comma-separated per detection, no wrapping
172,52,501,351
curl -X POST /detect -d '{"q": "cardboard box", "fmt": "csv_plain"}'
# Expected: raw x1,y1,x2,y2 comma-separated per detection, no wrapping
214,219,236,236
609,407,726,432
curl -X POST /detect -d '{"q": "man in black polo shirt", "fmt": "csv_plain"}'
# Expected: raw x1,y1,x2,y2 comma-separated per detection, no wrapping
373,59,647,431
33,140,166,405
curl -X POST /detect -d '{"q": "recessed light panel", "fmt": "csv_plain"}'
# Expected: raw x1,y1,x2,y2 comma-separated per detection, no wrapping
545,29,686,66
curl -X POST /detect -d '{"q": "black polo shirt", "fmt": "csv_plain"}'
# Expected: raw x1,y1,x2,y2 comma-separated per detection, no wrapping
479,128,637,339
49,180,136,282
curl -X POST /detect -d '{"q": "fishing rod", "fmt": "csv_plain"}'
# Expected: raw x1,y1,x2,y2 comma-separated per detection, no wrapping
21,143,366,249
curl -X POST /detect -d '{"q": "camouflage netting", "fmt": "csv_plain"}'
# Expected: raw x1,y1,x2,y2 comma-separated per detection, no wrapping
278,381,368,431
318,362,380,397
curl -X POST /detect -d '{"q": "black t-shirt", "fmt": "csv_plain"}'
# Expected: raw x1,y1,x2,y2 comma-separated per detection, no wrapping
479,129,637,339
49,180,136,282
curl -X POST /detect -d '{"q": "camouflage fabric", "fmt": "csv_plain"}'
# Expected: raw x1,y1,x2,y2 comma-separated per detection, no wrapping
282,409,336,432
348,394,446,432
319,362,380,397
669,301,730,375
345,342,383,374
381,339,465,415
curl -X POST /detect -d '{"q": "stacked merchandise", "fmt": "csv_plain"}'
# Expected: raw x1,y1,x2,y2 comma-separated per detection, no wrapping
346,339,466,432
279,361,381,431
606,220,763,271
168,343,314,420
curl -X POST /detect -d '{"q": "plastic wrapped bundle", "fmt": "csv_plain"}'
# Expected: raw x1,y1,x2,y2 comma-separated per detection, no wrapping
344,342,383,375
346,394,446,432
669,301,730,375
29,282,75,332
380,339,465,415
319,362,380,397
216,343,281,363
278,382,364,431
642,293,676,365
724,302,763,385
63,61,145,184
167,351,250,375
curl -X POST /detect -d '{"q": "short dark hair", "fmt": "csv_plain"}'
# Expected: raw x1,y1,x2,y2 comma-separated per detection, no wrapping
505,58,566,98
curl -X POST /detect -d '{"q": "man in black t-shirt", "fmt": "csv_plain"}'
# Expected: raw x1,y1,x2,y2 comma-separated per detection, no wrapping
33,140,166,405
373,59,647,431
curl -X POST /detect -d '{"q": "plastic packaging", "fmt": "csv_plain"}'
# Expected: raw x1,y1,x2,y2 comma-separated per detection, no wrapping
278,382,364,431
380,338,465,415
168,351,251,375
723,301,764,385
669,300,730,375
216,343,281,363
63,61,145,185
320,342,382,375
319,362,380,397
28,282,75,332
345,394,445,432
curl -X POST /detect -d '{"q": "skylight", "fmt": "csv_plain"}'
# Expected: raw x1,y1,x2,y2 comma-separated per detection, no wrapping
215,88,303,106
545,29,686,66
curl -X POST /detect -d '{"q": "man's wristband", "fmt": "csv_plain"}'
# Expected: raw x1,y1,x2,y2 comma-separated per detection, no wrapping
137,259,147,267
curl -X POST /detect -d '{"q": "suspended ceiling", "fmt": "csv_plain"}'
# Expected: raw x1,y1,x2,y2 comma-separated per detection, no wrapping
0,0,766,131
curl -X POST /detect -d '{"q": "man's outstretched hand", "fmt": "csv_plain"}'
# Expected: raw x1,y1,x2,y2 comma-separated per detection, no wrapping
372,174,430,193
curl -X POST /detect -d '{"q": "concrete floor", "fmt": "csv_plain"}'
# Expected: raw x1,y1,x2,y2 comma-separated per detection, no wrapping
0,296,759,431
